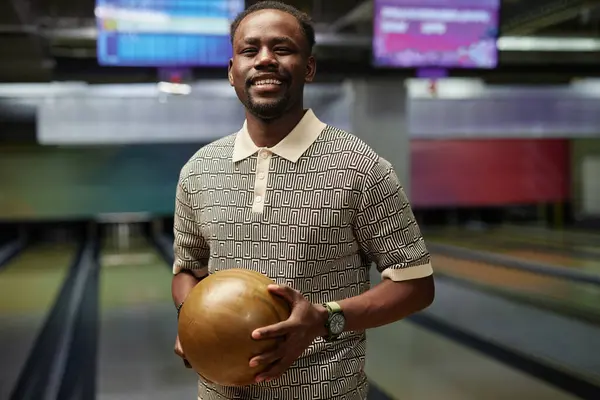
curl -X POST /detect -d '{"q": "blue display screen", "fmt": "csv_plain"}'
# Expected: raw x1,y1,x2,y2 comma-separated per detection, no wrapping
95,0,245,67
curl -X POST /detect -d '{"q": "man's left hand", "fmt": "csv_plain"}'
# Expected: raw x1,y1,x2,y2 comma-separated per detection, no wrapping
249,284,326,383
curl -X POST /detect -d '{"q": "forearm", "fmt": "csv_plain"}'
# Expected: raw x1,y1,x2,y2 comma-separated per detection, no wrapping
333,275,434,333
171,270,201,307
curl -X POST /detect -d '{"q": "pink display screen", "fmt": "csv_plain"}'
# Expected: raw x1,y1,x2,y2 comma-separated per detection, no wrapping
373,0,500,69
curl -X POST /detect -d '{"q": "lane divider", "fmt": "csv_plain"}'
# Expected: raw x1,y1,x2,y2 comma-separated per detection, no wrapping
8,237,98,400
433,271,600,327
478,239,600,261
428,242,600,286
423,230,600,260
55,237,100,399
0,238,27,271
44,242,96,400
407,312,600,400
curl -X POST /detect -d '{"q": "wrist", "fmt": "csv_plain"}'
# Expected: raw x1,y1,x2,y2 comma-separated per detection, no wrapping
312,304,329,338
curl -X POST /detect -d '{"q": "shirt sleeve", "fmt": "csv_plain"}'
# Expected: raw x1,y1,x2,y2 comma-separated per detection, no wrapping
353,157,433,281
172,172,210,278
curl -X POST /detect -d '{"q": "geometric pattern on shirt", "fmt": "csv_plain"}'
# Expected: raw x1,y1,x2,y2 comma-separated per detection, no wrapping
173,124,432,400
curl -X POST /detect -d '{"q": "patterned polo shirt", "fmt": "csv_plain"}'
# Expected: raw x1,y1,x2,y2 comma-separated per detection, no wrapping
173,109,433,400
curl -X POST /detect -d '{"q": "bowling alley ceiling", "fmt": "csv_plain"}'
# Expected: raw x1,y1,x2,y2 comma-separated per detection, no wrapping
0,0,599,82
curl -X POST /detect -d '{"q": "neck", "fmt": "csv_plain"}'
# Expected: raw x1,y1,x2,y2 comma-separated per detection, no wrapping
245,107,306,148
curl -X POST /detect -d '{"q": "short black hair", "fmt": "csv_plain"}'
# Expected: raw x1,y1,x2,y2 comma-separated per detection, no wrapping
230,1,316,54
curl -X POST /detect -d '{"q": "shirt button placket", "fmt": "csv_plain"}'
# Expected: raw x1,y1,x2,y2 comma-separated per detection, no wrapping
253,149,272,213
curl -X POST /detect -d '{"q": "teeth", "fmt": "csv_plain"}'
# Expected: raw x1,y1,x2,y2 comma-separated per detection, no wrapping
254,79,282,86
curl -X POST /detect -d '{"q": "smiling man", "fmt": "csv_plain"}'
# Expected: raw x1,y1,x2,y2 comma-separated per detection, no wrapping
171,1,435,400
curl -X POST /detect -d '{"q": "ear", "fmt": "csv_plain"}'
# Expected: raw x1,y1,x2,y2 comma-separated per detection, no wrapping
305,55,316,83
228,59,234,86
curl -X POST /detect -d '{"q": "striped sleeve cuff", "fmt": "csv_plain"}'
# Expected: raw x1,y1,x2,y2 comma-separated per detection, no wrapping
173,263,208,278
381,263,434,281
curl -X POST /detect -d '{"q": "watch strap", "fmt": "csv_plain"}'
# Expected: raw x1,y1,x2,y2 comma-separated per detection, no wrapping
325,301,342,314
323,301,344,341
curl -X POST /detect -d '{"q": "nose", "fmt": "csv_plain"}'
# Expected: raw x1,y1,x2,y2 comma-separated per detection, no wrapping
254,48,278,69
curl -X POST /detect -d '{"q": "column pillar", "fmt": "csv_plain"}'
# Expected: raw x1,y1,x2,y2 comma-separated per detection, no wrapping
348,77,413,395
348,78,410,198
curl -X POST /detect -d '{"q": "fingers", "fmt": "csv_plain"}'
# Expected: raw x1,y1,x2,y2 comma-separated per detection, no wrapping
252,319,293,340
174,335,185,357
255,357,290,383
249,347,284,368
174,350,192,368
174,335,192,369
254,285,305,341
267,284,301,304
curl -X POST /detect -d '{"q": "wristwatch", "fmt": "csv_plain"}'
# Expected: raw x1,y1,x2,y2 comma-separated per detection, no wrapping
323,301,345,341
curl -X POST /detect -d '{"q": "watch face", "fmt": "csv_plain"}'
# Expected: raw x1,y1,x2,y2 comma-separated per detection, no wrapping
330,314,345,335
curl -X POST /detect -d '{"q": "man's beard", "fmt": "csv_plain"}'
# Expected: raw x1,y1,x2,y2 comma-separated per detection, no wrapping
243,86,293,121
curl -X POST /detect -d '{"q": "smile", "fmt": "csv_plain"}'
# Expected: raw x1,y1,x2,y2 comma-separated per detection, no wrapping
252,79,283,86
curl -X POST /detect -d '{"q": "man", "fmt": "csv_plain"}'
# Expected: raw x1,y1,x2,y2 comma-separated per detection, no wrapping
171,1,435,399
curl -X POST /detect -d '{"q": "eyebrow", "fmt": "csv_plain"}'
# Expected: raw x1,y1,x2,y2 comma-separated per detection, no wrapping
242,36,296,46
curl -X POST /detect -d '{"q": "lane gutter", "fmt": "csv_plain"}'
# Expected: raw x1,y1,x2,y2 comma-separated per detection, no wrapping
55,236,100,400
8,233,99,400
0,237,27,271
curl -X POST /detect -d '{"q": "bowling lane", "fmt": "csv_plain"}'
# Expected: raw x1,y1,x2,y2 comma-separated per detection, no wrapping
0,242,77,400
489,226,600,259
96,235,197,400
425,225,600,253
366,320,580,400
494,225,600,248
429,254,600,325
426,229,600,275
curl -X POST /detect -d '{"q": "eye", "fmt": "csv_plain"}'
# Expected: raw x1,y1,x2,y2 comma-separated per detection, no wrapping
274,47,292,54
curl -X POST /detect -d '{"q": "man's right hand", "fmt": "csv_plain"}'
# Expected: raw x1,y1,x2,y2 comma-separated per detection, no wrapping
174,334,192,368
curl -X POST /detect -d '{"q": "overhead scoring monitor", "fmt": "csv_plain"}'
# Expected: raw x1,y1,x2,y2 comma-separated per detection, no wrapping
95,0,244,67
372,0,501,69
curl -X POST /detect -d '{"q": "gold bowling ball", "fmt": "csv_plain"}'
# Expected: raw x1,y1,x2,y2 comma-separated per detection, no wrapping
178,268,291,386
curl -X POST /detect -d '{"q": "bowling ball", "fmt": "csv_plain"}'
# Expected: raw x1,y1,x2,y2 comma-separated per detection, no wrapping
178,268,291,386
